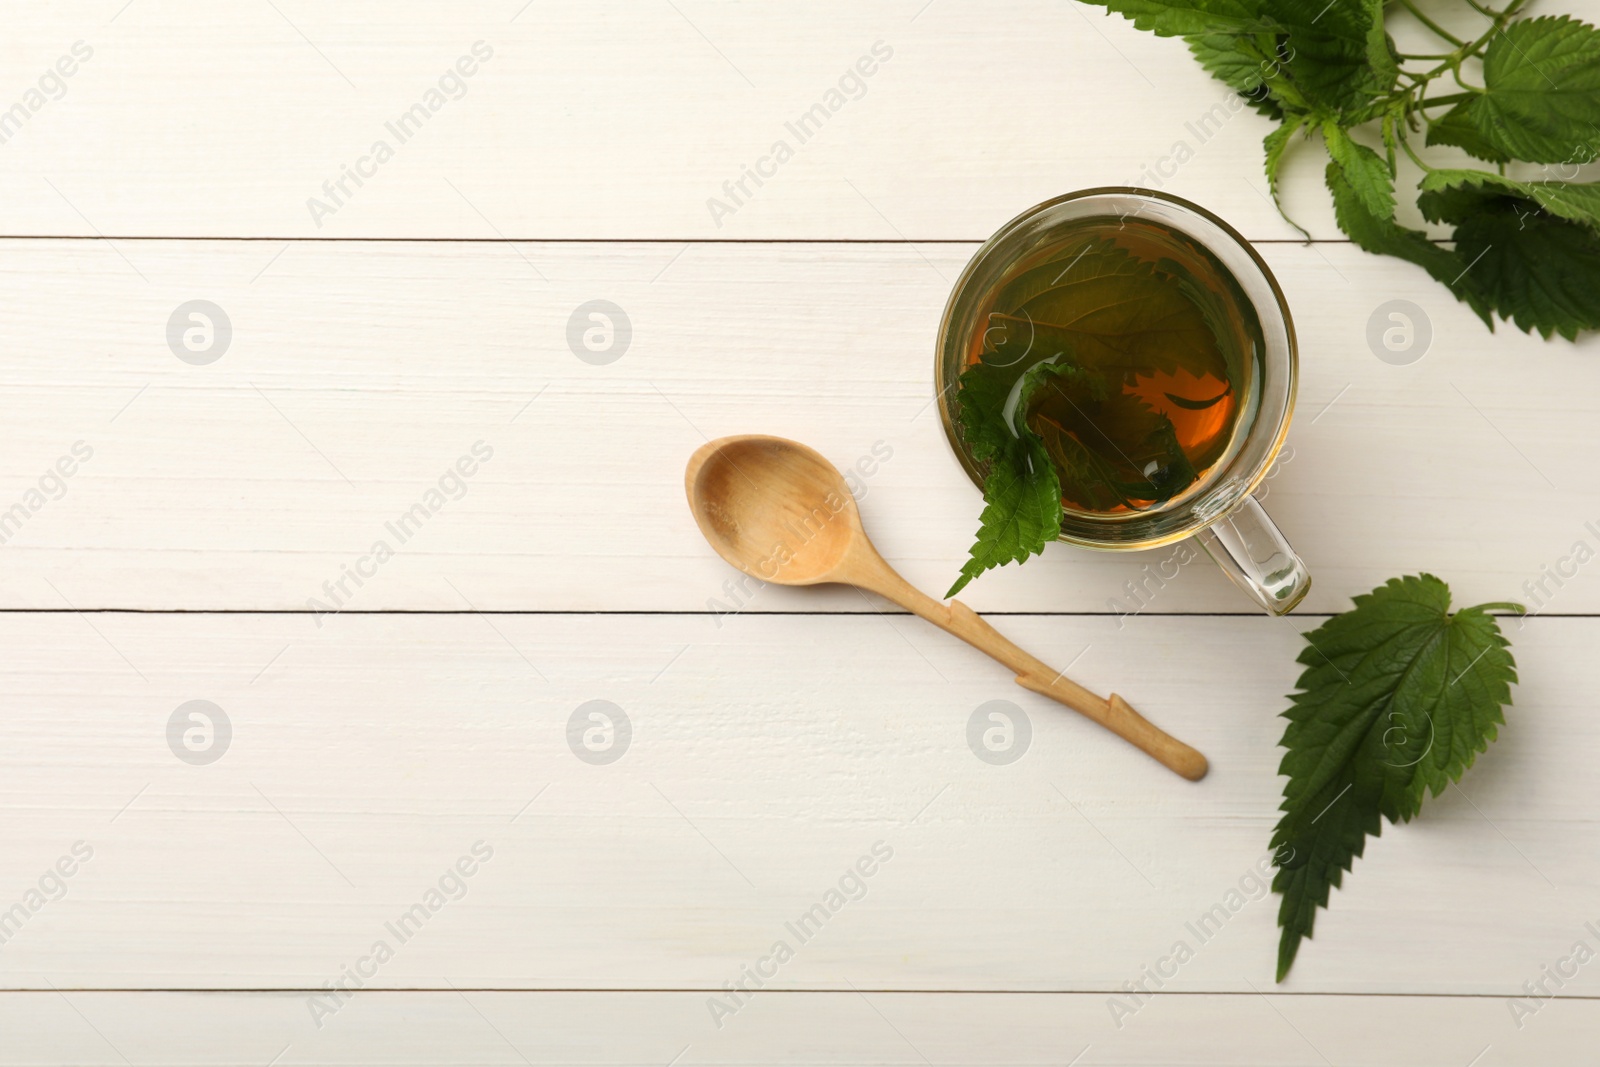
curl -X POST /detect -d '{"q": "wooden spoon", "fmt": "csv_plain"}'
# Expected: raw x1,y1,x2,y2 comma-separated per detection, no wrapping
684,434,1208,781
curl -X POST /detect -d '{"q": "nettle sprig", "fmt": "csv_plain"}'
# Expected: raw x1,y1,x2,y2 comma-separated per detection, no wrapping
1081,0,1600,339
1271,575,1519,981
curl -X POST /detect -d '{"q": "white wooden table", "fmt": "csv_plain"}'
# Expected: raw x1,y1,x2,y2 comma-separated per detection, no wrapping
3,2,1598,1063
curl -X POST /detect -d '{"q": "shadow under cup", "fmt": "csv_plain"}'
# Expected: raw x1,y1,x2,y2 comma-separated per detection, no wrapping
935,188,1311,615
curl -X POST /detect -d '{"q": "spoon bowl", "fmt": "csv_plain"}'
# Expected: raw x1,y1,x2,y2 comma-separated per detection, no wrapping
686,435,863,586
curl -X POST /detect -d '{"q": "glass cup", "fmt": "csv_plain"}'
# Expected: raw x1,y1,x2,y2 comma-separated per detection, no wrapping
935,188,1310,615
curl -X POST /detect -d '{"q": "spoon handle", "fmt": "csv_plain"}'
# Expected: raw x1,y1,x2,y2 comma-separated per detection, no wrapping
945,599,1207,781
862,567,1207,780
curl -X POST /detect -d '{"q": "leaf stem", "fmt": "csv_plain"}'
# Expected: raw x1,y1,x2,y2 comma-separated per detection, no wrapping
1274,195,1313,243
1399,137,1437,173
1458,0,1531,57
1401,0,1466,45
1413,0,1530,82
1417,91,1479,108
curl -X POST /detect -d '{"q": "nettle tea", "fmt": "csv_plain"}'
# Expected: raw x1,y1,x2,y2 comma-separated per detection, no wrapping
955,216,1266,517
941,190,1306,610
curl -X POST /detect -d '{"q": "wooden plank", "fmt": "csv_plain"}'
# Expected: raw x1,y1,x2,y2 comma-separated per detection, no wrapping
0,612,1591,994
0,989,1593,1066
0,0,1368,240
0,239,1595,613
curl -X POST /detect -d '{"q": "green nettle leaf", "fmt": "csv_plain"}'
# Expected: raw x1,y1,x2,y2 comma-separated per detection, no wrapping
1083,0,1388,114
1020,361,1199,508
1425,102,1512,164
1325,161,1492,326
1322,122,1395,219
946,431,1062,598
1271,575,1519,982
1079,0,1269,38
1188,33,1283,118
953,358,1025,467
1459,15,1600,165
1356,0,1397,89
1420,169,1600,231
1015,356,1109,412
947,359,1064,596
1017,362,1129,514
1428,191,1600,341
1264,0,1390,112
990,237,1141,315
1418,173,1600,339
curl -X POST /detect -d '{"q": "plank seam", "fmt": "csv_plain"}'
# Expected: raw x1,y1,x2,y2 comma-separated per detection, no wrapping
0,235,1365,245
0,988,1587,998
0,609,1557,618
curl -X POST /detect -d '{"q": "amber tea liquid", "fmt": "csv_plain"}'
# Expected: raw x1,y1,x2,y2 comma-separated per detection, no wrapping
961,215,1266,516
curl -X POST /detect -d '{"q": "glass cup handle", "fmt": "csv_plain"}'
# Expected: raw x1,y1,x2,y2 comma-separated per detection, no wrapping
1195,494,1311,615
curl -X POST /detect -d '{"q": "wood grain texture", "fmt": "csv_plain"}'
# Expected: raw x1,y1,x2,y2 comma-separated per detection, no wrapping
0,0,1370,241
0,990,1593,1066
0,612,1591,994
0,239,1593,613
